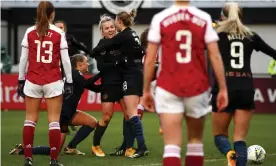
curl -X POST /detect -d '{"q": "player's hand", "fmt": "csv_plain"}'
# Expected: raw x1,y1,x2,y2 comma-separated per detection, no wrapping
216,89,228,112
64,82,73,99
17,80,25,98
142,91,155,113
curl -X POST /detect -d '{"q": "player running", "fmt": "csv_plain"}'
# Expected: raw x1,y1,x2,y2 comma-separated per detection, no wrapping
143,0,228,166
17,1,73,166
92,9,148,158
211,2,276,166
11,54,101,157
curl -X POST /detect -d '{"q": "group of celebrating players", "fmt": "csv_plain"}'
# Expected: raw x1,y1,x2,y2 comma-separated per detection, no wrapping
10,0,276,166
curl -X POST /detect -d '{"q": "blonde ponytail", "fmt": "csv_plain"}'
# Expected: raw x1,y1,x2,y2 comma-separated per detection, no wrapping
216,2,253,36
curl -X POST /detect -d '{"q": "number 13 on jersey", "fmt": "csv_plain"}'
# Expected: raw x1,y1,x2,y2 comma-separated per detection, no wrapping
176,30,192,64
35,40,53,63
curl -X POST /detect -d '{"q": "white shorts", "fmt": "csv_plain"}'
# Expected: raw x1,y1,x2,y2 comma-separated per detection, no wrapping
151,80,157,96
155,87,211,119
24,80,64,98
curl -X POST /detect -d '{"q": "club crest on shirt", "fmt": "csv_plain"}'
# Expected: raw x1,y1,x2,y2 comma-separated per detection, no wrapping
102,94,108,100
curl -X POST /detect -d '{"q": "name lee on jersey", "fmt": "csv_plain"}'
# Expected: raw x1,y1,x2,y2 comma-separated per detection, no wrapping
162,12,206,28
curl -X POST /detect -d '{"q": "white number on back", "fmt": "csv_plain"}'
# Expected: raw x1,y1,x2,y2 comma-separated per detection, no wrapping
230,42,244,69
176,30,192,64
34,40,53,63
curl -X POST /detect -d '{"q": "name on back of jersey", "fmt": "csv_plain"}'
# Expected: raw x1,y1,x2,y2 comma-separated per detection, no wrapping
227,34,245,41
162,12,206,28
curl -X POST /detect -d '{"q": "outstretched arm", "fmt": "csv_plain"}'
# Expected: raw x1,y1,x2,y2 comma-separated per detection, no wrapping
253,33,276,60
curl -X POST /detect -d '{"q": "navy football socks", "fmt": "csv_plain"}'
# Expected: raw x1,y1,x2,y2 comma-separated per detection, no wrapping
234,141,247,166
214,135,232,155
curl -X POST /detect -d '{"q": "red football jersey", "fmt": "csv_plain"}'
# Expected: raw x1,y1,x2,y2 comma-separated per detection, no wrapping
21,24,68,85
148,5,219,97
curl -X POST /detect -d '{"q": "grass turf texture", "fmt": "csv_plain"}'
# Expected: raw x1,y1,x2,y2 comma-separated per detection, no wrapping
1,111,276,166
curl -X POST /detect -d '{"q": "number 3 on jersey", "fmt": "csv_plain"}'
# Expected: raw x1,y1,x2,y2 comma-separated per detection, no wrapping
35,40,53,63
231,42,244,69
176,30,192,64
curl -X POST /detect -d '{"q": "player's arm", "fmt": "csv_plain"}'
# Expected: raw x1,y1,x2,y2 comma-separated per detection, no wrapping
92,32,127,53
60,32,73,83
205,16,227,91
83,73,102,92
18,30,29,81
144,15,161,93
253,33,276,60
69,34,93,56
74,71,101,92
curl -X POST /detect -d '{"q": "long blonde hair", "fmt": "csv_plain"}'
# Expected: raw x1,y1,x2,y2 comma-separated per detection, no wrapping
216,2,253,36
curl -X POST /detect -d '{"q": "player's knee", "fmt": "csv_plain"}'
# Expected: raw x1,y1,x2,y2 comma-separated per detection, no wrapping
87,119,97,128
102,112,113,125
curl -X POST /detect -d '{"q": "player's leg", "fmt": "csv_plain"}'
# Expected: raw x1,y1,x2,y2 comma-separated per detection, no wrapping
156,87,183,166
232,90,255,166
233,110,252,166
110,99,134,156
22,80,43,165
184,90,211,166
9,144,52,156
44,80,64,165
10,113,68,156
211,92,235,164
212,112,234,162
65,110,97,155
92,100,114,157
123,73,148,158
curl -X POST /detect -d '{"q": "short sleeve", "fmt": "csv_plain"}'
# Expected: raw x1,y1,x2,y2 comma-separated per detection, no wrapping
21,30,29,48
204,15,219,44
60,32,68,50
148,15,161,44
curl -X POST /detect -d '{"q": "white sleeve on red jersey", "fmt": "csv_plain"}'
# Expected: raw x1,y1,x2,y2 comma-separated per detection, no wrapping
60,32,68,50
204,15,219,43
60,49,72,83
18,47,29,80
148,15,161,44
18,27,34,80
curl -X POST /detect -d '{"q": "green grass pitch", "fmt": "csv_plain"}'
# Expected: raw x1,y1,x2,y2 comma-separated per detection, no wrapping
1,111,276,166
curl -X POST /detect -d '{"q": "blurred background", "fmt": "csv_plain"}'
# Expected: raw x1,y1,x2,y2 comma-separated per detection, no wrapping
1,0,276,112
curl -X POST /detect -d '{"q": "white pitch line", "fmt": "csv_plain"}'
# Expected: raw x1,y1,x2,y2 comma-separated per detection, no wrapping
132,153,276,166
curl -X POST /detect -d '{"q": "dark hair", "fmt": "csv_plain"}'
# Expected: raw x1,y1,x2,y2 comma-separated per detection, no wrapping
140,28,149,49
70,54,85,68
116,9,137,27
36,1,55,39
54,20,67,32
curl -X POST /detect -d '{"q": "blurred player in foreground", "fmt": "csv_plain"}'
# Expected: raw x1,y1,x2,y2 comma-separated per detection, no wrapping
11,54,101,156
212,2,276,166
143,0,228,166
17,1,73,166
